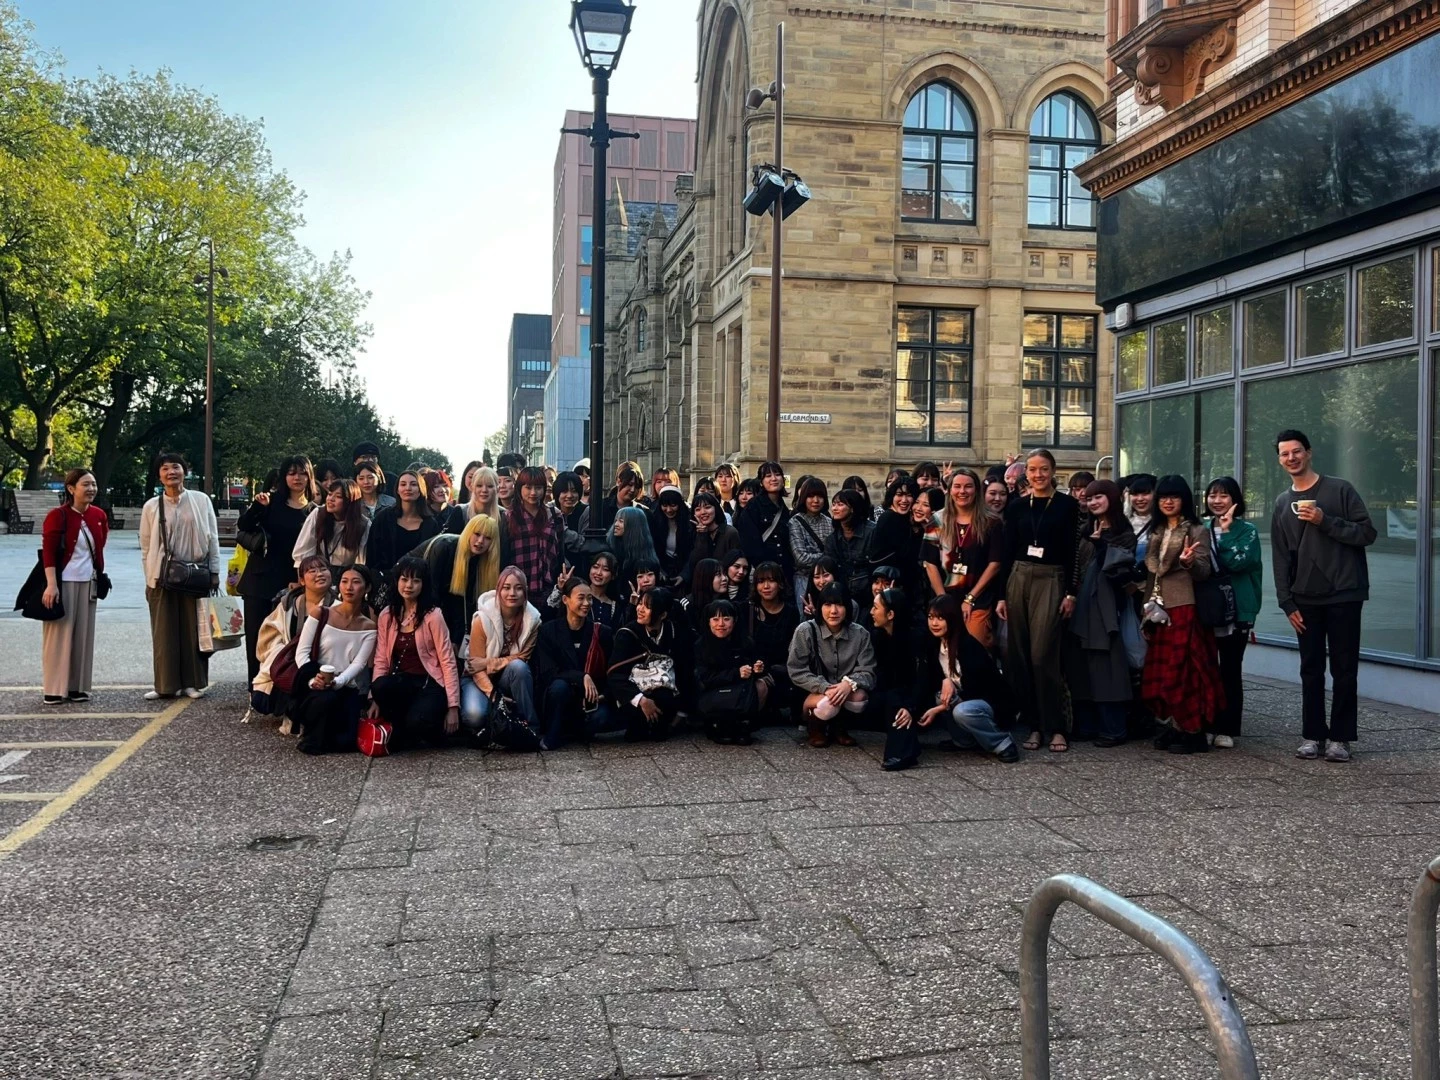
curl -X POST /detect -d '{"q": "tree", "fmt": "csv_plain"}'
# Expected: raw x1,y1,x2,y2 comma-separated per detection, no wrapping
484,425,508,460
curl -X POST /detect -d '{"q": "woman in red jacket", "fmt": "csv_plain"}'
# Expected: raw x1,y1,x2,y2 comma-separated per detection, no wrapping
366,556,461,749
40,469,109,705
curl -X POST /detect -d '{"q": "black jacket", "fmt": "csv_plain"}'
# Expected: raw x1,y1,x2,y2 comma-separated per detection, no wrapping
365,505,441,575
694,634,762,691
236,498,312,601
533,617,612,710
737,497,792,577
866,510,923,597
649,507,697,586
917,630,1017,726
746,602,800,681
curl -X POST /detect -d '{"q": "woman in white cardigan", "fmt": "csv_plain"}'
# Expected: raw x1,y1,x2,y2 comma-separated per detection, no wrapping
137,453,221,700
459,565,541,733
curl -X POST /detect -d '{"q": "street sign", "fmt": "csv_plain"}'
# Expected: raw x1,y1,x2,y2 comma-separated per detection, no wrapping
779,412,831,424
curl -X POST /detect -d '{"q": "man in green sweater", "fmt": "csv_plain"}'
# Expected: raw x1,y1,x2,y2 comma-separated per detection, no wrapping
1270,429,1376,763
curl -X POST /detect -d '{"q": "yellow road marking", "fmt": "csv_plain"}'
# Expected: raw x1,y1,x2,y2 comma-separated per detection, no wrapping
0,741,126,750
0,700,188,859
0,713,160,721
0,793,64,802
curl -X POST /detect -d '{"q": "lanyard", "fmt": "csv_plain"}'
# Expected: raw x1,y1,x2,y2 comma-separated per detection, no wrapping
1027,495,1054,542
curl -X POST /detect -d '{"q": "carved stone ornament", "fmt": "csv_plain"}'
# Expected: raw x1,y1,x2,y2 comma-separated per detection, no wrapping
1184,20,1236,99
1134,45,1183,110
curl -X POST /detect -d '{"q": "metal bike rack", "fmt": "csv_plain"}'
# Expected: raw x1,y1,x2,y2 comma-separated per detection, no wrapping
1020,874,1259,1080
1412,856,1440,1080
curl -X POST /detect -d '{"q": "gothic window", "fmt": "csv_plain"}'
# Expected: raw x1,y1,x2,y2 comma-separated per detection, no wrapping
901,82,977,224
636,309,647,353
1027,92,1100,229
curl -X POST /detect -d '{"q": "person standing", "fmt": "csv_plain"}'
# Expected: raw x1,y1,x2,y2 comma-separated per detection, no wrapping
1066,480,1135,747
788,477,833,614
236,455,318,683
39,469,109,705
1271,429,1376,762
996,449,1081,753
139,452,221,700
922,467,1003,649
365,470,441,577
355,460,395,521
737,461,793,579
1206,476,1262,747
293,479,369,572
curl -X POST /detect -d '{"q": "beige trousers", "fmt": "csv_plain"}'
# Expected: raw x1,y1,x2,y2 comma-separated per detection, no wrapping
41,580,97,698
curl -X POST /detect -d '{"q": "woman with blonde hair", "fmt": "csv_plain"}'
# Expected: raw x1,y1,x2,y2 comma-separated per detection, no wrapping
410,511,503,646
923,467,1004,648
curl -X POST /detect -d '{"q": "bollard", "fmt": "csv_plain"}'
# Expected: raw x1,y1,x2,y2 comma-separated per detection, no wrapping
1412,856,1440,1080
1020,874,1259,1080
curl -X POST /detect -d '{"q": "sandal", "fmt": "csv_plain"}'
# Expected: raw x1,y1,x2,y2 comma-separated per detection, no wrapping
1022,733,1042,751
1049,735,1069,753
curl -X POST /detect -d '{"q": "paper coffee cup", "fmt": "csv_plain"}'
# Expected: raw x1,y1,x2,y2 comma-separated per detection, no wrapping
319,665,336,675
1291,499,1317,515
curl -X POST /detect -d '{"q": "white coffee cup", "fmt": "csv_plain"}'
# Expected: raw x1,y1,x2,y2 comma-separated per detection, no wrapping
1291,499,1317,516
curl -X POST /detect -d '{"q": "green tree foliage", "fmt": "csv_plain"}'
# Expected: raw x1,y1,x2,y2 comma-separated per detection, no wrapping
0,7,436,492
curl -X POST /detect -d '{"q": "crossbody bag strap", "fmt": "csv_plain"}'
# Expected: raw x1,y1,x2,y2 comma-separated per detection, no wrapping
794,515,823,550
78,515,99,579
156,490,172,559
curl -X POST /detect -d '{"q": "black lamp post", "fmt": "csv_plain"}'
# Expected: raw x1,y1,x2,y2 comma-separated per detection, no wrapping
193,239,228,497
566,0,637,537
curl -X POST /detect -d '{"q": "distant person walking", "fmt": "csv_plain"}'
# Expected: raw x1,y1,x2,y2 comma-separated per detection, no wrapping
39,469,109,705
1271,429,1376,763
139,452,221,700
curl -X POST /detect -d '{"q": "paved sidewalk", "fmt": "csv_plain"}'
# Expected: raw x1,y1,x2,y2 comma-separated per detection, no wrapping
242,678,1438,1079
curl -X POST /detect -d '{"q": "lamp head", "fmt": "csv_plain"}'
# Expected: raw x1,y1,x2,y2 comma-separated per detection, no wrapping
745,87,769,110
743,165,785,217
780,175,811,220
570,0,636,75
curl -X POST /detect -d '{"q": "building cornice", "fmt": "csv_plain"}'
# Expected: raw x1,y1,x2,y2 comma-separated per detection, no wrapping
1077,0,1440,198
787,4,1104,41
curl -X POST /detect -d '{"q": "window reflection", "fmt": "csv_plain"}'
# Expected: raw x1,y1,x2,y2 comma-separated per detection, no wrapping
1356,256,1414,347
1296,275,1346,358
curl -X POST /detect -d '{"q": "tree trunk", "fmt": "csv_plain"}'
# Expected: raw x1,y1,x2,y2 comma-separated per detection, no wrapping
21,411,52,489
91,370,135,498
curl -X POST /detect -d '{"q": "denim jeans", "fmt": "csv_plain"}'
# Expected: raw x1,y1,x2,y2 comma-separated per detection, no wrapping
882,697,1012,761
460,660,536,730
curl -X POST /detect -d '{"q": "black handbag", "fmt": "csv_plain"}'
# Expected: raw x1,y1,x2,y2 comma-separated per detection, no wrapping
77,522,111,600
15,552,63,621
698,681,757,718
157,492,212,596
477,692,542,751
1194,527,1238,629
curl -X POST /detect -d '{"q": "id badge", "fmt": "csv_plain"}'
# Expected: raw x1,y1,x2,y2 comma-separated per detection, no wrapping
946,563,968,588
1027,545,1045,558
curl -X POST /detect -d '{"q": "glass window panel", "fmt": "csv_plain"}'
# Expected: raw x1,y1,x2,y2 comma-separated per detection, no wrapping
1065,193,1095,229
925,85,949,129
1021,386,1054,444
1029,105,1046,137
901,189,934,218
1074,104,1098,141
1154,319,1187,386
934,311,972,344
936,381,970,408
897,310,931,344
939,166,973,220
1117,400,1152,478
1431,349,1440,657
896,351,929,384
1118,330,1147,392
1029,197,1059,227
1196,385,1236,496
1296,274,1346,358
940,137,974,163
1023,314,1056,348
904,135,935,159
895,404,928,443
1356,256,1415,347
950,95,974,132
1193,305,1234,379
935,411,969,443
1030,143,1060,168
1432,248,1439,334
1029,172,1059,199
1065,145,1093,169
1061,355,1094,383
1060,387,1092,414
904,93,923,128
579,274,592,316
1150,393,1198,480
1024,353,1055,381
580,225,593,266
898,376,931,412
1050,96,1070,138
935,352,970,383
1059,388,1094,448
1244,354,1419,656
1243,291,1286,368
1060,315,1096,350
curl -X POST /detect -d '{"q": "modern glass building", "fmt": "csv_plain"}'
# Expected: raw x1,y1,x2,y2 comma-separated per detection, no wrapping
1080,1,1440,704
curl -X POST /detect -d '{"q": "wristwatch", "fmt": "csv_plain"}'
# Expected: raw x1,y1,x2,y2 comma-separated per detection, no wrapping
963,593,976,604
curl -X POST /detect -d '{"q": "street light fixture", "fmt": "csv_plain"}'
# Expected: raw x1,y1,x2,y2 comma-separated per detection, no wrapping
746,23,805,463
192,238,229,498
566,0,637,539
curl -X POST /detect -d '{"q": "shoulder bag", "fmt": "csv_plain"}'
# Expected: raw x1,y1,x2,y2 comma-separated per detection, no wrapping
270,605,329,695
15,524,65,621
77,518,112,600
1194,526,1238,630
158,493,212,596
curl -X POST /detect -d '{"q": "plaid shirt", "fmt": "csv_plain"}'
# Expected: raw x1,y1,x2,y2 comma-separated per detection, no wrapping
508,504,564,598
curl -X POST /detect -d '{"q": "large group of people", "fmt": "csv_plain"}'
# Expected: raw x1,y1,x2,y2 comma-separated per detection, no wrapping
28,429,1376,768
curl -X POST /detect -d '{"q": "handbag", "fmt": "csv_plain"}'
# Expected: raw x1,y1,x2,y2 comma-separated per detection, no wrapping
236,523,267,556
698,681,757,717
208,594,245,649
1118,597,1147,669
157,492,212,596
630,654,677,694
271,605,329,695
15,551,63,621
479,692,542,751
1194,527,1238,630
75,520,111,600
358,717,393,757
226,545,249,595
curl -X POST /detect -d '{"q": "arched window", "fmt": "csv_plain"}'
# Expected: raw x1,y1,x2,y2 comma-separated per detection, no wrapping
1027,92,1100,229
901,82,977,224
636,309,647,353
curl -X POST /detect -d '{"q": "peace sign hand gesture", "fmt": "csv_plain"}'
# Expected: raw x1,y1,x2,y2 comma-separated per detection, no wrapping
1178,537,1200,567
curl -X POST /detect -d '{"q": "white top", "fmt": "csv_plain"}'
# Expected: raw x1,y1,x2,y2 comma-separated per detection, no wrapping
62,517,96,583
292,511,369,569
295,614,376,689
138,489,221,588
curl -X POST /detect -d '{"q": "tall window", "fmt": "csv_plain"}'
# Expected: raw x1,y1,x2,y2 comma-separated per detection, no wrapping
579,323,590,356
1022,312,1098,448
580,225,593,266
1028,92,1099,229
579,274,591,316
636,309,647,352
901,83,977,224
895,307,973,445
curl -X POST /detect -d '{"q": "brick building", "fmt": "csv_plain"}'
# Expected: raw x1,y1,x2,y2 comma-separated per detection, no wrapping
1077,0,1440,700
601,0,1111,489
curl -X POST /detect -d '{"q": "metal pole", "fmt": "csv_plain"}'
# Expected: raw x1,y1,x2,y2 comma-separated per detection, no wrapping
588,72,609,534
766,22,785,463
1411,856,1440,1080
1020,874,1259,1080
204,238,216,498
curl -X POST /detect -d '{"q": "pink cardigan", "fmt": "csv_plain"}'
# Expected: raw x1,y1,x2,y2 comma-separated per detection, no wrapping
372,607,461,708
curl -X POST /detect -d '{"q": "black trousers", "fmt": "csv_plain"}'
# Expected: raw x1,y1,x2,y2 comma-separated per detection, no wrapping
289,663,363,755
1213,627,1249,737
370,673,450,750
1296,601,1362,743
618,687,678,741
242,593,268,683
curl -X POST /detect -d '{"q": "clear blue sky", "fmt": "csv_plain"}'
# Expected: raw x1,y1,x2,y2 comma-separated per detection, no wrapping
22,0,698,471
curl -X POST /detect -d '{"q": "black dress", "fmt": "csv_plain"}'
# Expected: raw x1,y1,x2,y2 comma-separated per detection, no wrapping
746,602,800,715
694,634,764,742
366,505,442,576
236,498,312,682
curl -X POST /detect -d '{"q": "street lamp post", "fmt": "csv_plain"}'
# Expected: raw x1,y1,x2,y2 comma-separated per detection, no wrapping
566,0,637,538
195,239,228,497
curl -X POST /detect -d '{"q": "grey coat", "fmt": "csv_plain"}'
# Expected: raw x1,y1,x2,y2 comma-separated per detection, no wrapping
1066,530,1135,704
787,619,876,695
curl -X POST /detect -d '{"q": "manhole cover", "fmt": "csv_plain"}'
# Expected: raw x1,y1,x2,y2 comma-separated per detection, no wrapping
246,835,319,852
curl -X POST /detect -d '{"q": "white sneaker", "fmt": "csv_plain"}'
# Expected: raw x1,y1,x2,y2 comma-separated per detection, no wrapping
1295,739,1321,759
144,690,167,701
1212,734,1234,749
1324,740,1352,763
181,687,204,699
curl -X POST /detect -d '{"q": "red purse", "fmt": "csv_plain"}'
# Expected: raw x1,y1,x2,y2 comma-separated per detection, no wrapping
271,605,329,694
358,718,392,757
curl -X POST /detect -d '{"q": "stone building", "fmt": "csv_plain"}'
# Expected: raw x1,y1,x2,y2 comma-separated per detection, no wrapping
1077,0,1440,701
602,0,1112,489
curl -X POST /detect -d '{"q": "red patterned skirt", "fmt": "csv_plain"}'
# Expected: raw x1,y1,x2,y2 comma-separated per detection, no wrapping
1140,604,1224,734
